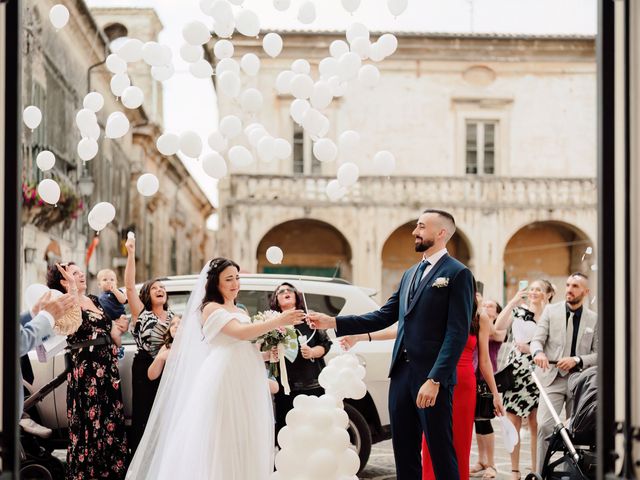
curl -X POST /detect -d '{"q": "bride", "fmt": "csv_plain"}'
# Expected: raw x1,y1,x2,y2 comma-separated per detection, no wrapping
126,258,305,479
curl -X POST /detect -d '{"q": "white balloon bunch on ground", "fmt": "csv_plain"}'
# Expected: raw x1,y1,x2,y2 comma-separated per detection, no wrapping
272,353,366,480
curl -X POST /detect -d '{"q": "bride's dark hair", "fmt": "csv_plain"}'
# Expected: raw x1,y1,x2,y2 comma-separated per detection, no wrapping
200,257,240,310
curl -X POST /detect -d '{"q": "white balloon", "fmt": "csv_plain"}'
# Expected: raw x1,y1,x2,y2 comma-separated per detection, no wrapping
310,80,333,109
142,41,166,66
341,0,361,13
247,126,268,147
290,99,310,124
339,130,360,153
330,40,350,59
23,106,42,130
49,4,69,29
313,138,338,162
273,0,290,10
228,0,244,6
240,88,263,113
350,37,371,59
179,131,203,158
106,54,127,74
199,0,215,15
326,179,347,201
151,64,175,82
90,202,116,224
298,1,316,24
81,122,101,140
338,52,361,81
213,18,235,39
358,64,380,88
183,21,212,45
156,133,180,155
159,45,173,65
37,179,61,205
110,73,130,97
347,22,370,43
290,74,314,99
228,145,254,168
240,53,261,76
291,59,311,75
201,152,228,179
136,173,160,196
88,216,107,232
387,0,409,16
378,33,398,57
235,9,260,37
369,42,386,62
122,86,144,109
83,92,104,113
302,108,330,138
219,115,242,139
210,0,233,22
373,150,396,175
180,43,203,63
319,57,339,79
275,70,295,94
328,75,348,97
274,138,292,159
338,449,361,476
217,71,241,97
117,39,144,62
207,131,228,152
36,151,55,171
257,136,276,163
216,57,240,76
189,59,214,79
266,246,284,264
105,112,130,139
25,284,50,310
77,138,99,161
214,39,234,59
75,108,97,132
337,162,359,187
263,33,283,58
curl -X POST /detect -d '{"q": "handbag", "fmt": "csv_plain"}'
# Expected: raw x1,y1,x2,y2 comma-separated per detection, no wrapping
494,362,516,393
475,381,495,420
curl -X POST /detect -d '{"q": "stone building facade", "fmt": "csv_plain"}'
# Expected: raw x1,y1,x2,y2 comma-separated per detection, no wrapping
213,32,598,304
20,1,213,301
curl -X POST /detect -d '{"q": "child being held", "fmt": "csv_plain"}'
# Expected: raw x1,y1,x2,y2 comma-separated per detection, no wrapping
148,316,181,381
97,269,127,320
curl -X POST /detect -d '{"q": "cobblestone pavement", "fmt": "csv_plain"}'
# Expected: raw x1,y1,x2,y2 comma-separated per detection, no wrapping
359,420,535,480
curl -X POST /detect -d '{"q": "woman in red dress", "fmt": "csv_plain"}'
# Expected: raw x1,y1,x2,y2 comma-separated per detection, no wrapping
340,292,504,480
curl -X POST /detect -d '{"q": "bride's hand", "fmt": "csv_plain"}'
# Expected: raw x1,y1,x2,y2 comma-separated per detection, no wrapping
276,309,306,326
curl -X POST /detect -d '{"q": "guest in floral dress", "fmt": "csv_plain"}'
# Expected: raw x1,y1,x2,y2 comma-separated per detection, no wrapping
47,263,129,479
124,237,174,455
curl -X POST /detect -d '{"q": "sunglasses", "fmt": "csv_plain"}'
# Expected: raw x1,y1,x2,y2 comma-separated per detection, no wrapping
276,288,296,296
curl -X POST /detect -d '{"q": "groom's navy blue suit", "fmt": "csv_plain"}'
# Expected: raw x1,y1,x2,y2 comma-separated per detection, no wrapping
336,253,474,480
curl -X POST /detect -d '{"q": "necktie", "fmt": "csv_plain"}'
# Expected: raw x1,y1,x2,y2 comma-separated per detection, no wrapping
409,260,429,303
559,311,575,377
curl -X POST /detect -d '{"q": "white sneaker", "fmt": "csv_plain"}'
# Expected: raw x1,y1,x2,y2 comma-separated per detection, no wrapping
19,418,52,438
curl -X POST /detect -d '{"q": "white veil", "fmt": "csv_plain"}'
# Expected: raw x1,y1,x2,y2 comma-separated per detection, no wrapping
126,263,211,479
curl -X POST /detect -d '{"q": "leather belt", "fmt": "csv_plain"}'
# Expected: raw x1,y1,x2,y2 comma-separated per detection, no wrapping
68,336,112,350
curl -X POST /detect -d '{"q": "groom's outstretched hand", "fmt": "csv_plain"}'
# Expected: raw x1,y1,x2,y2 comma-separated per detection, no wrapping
307,312,336,330
416,379,440,409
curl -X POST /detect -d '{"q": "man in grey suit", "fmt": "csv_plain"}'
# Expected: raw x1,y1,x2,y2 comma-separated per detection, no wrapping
531,272,598,472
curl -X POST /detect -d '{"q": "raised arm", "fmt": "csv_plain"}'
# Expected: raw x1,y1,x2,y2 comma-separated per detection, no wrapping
124,237,144,320
494,288,528,331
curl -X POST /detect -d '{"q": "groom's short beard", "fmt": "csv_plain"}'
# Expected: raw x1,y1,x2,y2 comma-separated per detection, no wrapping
415,237,434,252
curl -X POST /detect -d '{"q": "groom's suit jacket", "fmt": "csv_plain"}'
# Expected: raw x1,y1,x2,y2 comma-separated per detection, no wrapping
336,254,474,386
530,301,598,388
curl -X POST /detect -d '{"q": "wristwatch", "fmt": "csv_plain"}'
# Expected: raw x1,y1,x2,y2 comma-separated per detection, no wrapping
427,378,440,386
573,356,583,367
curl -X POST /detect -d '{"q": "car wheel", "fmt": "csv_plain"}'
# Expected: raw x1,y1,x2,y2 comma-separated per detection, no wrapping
19,458,64,480
344,403,372,473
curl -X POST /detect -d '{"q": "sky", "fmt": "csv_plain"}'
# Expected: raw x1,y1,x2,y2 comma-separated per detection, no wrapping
85,0,597,224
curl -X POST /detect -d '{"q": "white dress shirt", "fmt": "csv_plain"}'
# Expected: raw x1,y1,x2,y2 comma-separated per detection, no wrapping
421,248,448,280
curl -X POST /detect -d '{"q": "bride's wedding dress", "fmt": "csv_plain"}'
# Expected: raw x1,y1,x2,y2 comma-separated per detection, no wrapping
126,266,274,480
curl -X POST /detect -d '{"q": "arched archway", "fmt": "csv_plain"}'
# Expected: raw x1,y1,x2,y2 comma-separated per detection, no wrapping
503,221,594,301
256,219,352,280
380,221,471,301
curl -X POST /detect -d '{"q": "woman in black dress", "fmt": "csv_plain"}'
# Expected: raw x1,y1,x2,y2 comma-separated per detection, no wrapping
269,282,333,441
48,263,128,479
124,236,174,455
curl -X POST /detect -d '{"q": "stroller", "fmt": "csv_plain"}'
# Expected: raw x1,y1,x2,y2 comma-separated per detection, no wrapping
525,366,597,480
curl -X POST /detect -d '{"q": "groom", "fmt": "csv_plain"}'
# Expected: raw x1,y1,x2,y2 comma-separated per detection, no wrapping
309,209,474,479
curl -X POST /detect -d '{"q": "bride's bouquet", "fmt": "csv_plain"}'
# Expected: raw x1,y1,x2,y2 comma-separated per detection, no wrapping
251,310,298,378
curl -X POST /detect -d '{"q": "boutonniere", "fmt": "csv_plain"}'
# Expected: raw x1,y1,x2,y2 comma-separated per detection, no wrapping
432,277,449,288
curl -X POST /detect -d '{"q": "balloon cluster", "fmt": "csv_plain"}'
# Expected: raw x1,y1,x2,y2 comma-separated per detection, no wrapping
272,354,367,480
